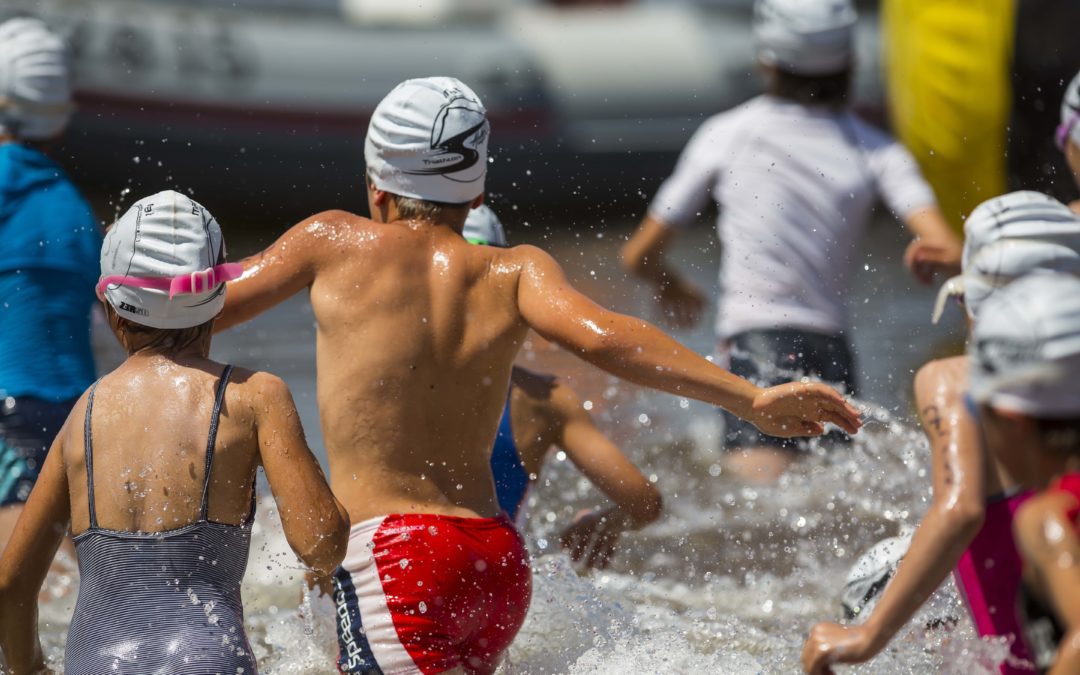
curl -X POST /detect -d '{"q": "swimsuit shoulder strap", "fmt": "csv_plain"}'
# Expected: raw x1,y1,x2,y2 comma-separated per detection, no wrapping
199,365,234,521
83,380,102,529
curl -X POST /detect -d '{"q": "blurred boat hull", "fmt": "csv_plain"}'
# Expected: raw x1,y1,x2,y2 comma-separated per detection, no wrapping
4,0,881,220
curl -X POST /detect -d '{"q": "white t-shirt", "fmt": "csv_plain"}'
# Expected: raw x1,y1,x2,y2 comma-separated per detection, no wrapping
648,95,937,339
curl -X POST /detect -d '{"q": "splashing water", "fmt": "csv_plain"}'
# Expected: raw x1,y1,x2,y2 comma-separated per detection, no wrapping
33,403,1009,674
46,220,1006,672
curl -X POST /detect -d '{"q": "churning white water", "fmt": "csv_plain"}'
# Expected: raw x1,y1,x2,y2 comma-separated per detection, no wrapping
39,219,1010,673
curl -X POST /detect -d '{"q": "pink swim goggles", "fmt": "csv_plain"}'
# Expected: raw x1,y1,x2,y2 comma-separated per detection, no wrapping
97,263,244,299
1056,110,1080,152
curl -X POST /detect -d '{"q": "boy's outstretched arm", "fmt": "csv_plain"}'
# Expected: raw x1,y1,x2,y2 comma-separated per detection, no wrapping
515,245,861,438
216,212,338,331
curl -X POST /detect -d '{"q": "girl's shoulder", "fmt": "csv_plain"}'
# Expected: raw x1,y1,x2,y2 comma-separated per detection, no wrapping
222,366,295,409
1015,490,1080,561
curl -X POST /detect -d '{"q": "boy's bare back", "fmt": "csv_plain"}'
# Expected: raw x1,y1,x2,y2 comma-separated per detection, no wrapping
225,210,545,521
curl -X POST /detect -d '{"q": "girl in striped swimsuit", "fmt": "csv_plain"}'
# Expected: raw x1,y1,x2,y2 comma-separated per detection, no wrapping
0,191,349,675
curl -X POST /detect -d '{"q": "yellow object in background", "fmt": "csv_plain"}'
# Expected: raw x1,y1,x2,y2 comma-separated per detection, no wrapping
883,0,1015,233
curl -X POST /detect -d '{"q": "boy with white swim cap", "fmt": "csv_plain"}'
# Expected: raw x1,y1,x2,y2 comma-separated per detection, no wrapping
0,190,348,674
0,18,101,554
968,274,1080,674
623,0,961,483
1057,70,1080,213
466,205,663,570
217,76,861,674
803,191,1080,675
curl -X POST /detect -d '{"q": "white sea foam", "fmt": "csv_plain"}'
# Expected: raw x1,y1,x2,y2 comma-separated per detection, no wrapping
35,404,1010,674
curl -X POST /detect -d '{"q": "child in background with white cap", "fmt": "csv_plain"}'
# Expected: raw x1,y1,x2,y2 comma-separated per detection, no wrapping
0,18,102,553
1057,70,1080,214
969,274,1080,674
802,191,1080,675
216,76,860,674
465,205,663,570
0,191,348,675
622,0,962,483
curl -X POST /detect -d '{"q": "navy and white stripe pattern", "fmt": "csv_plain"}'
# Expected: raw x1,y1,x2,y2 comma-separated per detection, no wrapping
333,566,384,675
66,366,259,674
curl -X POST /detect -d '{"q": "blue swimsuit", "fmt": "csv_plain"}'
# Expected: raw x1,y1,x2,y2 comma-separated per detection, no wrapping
490,402,529,521
67,366,259,674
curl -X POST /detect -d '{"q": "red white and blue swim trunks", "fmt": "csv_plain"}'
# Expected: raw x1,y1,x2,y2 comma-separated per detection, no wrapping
332,513,532,675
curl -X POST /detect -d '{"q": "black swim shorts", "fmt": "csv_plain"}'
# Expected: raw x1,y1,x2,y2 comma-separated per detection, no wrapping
718,329,856,452
0,396,74,507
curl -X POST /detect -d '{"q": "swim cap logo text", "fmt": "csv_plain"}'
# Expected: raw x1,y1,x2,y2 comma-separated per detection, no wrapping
402,90,488,183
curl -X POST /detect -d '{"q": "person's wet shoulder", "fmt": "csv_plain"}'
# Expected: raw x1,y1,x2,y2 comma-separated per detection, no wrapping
298,209,383,247
1015,491,1080,561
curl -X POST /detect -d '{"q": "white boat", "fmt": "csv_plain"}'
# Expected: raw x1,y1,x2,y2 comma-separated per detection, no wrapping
2,0,882,214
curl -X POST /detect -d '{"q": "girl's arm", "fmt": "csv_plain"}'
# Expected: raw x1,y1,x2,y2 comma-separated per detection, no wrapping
253,372,349,576
551,381,662,527
802,362,986,672
0,432,71,674
548,380,663,570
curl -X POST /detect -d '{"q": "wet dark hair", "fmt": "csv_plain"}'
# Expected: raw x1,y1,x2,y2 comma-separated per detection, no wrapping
392,195,472,221
766,67,852,107
366,170,472,220
1033,416,1080,457
106,305,215,355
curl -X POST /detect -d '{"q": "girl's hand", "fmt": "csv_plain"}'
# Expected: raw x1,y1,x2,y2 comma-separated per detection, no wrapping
801,622,880,674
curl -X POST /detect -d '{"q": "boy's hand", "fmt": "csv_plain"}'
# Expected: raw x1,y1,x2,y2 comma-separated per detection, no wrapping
904,238,962,284
559,508,630,570
750,382,861,438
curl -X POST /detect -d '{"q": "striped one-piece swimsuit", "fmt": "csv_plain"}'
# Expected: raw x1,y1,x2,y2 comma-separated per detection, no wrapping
66,366,259,674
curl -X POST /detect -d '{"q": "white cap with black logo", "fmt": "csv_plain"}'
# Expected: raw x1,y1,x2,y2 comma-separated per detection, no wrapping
98,190,243,330
970,273,1080,418
365,77,489,204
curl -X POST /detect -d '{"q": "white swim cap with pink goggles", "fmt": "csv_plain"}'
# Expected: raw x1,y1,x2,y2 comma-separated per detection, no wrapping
98,190,242,329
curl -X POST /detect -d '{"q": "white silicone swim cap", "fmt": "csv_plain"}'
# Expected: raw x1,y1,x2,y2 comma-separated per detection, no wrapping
753,0,857,76
970,274,1080,418
100,191,240,330
1059,70,1080,151
0,18,73,140
462,204,508,247
365,77,489,204
840,528,913,620
932,191,1080,323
